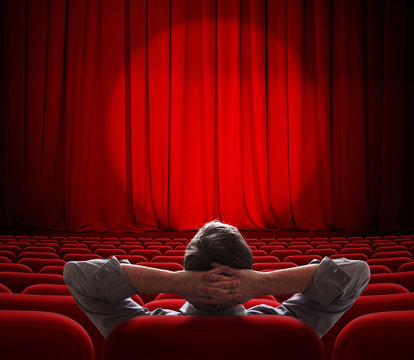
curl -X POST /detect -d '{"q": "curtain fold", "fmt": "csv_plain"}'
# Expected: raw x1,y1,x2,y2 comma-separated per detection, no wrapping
0,0,412,232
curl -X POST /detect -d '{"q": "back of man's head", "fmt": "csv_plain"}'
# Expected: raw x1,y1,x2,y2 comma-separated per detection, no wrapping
184,220,253,271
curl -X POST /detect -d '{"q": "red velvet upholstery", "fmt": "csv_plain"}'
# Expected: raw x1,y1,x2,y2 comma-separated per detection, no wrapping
367,258,413,272
361,283,409,296
284,255,323,266
129,249,162,261
397,261,414,272
17,258,66,273
0,272,64,293
269,249,302,261
0,283,12,293
39,265,65,275
0,263,33,273
369,271,414,291
368,264,392,274
332,311,414,360
104,315,323,360
152,256,184,266
94,249,127,258
0,310,94,360
62,254,102,261
322,293,414,360
22,284,71,295
0,293,105,360
18,252,59,260
252,256,280,263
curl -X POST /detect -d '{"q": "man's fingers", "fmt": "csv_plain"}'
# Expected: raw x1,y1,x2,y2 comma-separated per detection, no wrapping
202,273,237,282
199,284,240,297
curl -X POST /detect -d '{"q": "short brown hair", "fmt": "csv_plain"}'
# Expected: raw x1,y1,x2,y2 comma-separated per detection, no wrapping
184,221,253,271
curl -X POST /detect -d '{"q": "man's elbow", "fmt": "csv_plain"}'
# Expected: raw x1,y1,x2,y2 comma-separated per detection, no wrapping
359,261,371,284
63,261,78,286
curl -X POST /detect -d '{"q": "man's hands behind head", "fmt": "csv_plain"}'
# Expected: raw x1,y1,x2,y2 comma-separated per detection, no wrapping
175,264,245,312
199,263,263,306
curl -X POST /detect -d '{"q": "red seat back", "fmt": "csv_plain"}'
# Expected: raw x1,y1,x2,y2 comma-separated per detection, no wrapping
0,293,105,360
332,311,414,360
0,310,94,360
322,293,414,360
104,315,323,360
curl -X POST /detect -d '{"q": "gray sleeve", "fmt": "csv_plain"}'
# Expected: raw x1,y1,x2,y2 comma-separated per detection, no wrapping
63,257,152,338
280,257,371,337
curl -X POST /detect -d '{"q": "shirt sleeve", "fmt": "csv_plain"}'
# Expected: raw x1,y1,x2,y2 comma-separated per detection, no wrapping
247,257,370,338
63,257,177,338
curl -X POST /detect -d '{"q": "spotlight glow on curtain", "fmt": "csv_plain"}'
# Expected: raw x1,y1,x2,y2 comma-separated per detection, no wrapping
0,0,413,232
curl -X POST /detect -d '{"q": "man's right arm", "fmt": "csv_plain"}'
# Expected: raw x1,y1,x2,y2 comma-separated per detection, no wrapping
201,257,370,337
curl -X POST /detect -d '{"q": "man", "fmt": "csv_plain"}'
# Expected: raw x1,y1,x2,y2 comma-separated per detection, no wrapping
63,221,370,339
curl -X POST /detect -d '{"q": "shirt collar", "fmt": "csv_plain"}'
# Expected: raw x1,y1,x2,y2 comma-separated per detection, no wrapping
180,302,246,316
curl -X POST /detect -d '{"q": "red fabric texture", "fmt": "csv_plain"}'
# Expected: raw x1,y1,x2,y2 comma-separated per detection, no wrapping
1,0,413,232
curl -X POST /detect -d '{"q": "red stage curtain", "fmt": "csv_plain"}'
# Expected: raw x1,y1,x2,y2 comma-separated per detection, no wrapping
0,0,413,232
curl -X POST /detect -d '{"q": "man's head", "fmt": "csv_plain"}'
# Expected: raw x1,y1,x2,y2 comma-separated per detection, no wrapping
184,220,253,271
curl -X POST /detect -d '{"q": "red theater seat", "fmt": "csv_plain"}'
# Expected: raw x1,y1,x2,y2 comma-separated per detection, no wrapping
284,255,323,266
369,271,414,291
164,250,186,256
3,241,31,251
59,248,92,258
374,245,407,253
119,245,144,253
260,245,286,254
305,248,337,257
18,252,59,260
147,245,173,254
17,258,66,273
94,249,127,258
322,293,414,360
288,245,313,253
0,245,21,257
22,284,71,295
0,263,33,273
0,293,105,360
0,310,94,360
0,272,64,293
152,256,184,266
62,254,102,261
0,256,12,264
362,283,409,296
270,249,302,261
372,251,413,259
367,257,413,272
39,265,65,275
332,311,414,360
89,244,116,252
253,256,280,263
251,250,267,256
130,249,162,261
25,246,57,253
341,248,373,258
397,261,414,272
0,251,16,262
104,315,323,360
368,264,391,274
0,284,11,293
